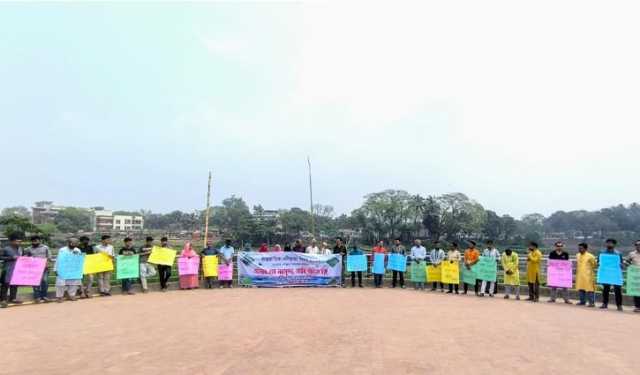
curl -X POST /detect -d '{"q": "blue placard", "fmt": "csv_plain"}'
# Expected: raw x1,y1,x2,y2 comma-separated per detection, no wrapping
388,254,407,272
346,255,367,272
597,253,623,286
56,252,85,280
372,253,386,274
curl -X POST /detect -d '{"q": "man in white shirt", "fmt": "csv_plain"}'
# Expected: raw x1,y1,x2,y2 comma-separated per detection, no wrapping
480,240,500,297
306,239,320,255
94,235,114,296
429,241,446,292
410,239,427,290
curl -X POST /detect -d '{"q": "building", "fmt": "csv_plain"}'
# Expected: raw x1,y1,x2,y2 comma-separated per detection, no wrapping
91,209,114,232
112,214,144,231
32,201,66,224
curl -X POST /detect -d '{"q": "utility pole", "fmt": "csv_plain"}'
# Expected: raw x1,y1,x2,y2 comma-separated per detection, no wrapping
307,156,315,238
203,171,212,249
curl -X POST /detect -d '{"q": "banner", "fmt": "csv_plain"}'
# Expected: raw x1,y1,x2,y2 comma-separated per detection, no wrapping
426,265,441,282
346,255,367,272
441,261,459,285
626,265,640,297
218,262,233,281
461,265,477,285
10,257,46,286
547,259,572,288
597,253,623,286
56,252,85,280
203,256,219,277
410,262,426,282
372,253,385,274
388,254,407,272
473,256,497,282
238,252,342,287
148,246,177,266
178,257,200,276
83,253,114,275
116,255,140,279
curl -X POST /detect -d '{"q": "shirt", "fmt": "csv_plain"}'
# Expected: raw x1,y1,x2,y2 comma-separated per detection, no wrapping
78,243,94,255
0,246,23,282
549,250,569,260
292,244,305,253
94,244,114,257
447,250,462,262
482,248,501,261
391,245,406,255
306,246,320,255
624,250,640,267
333,245,347,256
201,246,219,256
220,245,234,261
139,245,153,262
429,248,446,265
464,248,480,265
410,246,427,261
348,248,364,256
25,244,52,261
119,246,138,256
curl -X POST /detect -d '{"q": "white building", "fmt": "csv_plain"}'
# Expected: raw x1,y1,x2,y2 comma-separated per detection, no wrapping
113,214,144,231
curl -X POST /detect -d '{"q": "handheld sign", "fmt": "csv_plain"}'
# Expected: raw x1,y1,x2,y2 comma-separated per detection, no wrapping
10,257,46,286
372,253,385,274
218,262,233,281
461,266,477,285
441,261,460,285
547,259,572,288
178,256,200,276
83,253,114,275
202,256,219,277
473,256,497,282
426,265,442,282
148,246,177,266
346,255,367,272
116,255,140,279
410,262,426,282
626,265,640,297
597,253,623,286
388,254,407,272
56,252,85,280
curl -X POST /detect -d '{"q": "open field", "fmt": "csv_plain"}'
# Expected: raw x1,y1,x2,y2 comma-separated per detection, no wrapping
2,288,639,375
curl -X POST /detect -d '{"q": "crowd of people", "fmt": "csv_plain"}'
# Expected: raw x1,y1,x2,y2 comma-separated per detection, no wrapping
1,234,639,313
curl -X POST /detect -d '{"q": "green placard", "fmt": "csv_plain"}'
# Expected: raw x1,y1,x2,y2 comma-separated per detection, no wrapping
473,256,497,282
116,255,140,279
626,265,640,297
410,262,426,282
461,266,477,284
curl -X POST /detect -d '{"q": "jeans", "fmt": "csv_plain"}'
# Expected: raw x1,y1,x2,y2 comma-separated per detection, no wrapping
374,274,383,287
33,269,49,299
157,265,171,289
121,278,132,292
578,290,595,305
392,271,404,287
351,272,362,287
601,284,622,307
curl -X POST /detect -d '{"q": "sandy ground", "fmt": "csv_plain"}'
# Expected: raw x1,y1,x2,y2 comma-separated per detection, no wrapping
2,288,639,375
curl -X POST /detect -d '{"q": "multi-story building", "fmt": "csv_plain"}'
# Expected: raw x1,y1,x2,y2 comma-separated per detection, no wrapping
113,214,144,231
91,209,114,232
32,201,66,224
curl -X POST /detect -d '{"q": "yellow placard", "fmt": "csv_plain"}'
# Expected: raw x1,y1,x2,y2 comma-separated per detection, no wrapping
426,265,441,282
441,261,460,284
83,253,114,274
148,246,177,266
202,255,219,277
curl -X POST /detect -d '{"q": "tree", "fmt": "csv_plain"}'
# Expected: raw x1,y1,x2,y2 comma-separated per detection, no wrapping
438,193,486,240
54,208,92,233
0,215,38,238
279,207,312,240
358,190,412,240
501,215,517,241
1,206,30,218
421,196,442,240
483,210,502,240
211,196,253,240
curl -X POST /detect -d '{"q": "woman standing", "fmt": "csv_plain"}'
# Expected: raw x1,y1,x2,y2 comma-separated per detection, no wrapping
179,242,199,290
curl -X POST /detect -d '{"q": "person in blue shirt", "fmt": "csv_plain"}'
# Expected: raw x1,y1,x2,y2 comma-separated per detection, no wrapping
348,244,364,288
599,238,624,311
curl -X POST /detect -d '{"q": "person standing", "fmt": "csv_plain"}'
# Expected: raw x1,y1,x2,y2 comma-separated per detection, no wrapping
77,236,95,298
371,240,387,288
501,248,520,300
306,239,320,255
0,234,24,308
390,238,406,289
283,243,292,252
429,241,446,292
258,243,269,253
54,238,83,303
201,240,219,289
479,240,500,297
292,239,305,252
320,242,332,255
575,243,597,307
219,239,235,288
25,235,52,303
599,239,624,311
94,235,114,296
179,242,199,290
624,240,640,313
333,238,348,287
463,241,481,295
410,239,427,290
547,241,571,304
526,241,543,302
119,237,137,295
157,237,173,292
138,236,156,293
446,242,462,294
348,244,364,288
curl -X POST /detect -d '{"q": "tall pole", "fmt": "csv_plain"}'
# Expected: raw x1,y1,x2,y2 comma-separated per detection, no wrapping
203,171,212,249
307,156,315,238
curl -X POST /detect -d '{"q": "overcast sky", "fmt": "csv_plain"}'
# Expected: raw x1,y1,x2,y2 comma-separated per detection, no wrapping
1,1,639,218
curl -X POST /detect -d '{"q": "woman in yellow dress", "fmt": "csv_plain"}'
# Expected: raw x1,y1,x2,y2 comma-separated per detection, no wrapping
575,242,597,307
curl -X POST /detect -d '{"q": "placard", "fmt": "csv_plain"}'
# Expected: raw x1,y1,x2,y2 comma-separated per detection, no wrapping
473,256,497,282
441,261,460,284
547,259,572,288
83,253,114,274
372,253,386,274
388,254,407,272
178,256,200,276
116,255,140,279
426,265,441,282
203,256,219,277
597,253,623,286
148,246,177,266
56,252,85,280
410,262,426,282
10,257,46,286
346,255,367,272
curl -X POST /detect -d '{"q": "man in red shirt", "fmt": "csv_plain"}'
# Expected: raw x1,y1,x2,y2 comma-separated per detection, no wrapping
372,240,387,288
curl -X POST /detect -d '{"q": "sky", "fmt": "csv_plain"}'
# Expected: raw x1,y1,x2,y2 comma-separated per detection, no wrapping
1,1,639,218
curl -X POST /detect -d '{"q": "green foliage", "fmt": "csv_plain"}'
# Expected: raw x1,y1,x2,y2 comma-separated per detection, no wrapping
53,207,92,233
1,206,30,218
0,215,38,238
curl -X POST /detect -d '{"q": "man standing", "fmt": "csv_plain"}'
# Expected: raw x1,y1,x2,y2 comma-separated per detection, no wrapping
371,240,387,288
25,235,52,303
575,243,597,307
219,239,235,288
119,237,137,295
390,238,406,289
547,241,571,304
410,239,427,290
348,243,364,288
624,240,640,313
138,236,156,293
429,241,446,292
54,238,82,303
463,241,480,295
526,241,543,302
201,240,219,289
306,239,320,255
157,237,173,291
0,234,24,308
94,235,114,296
480,240,500,297
599,239,624,311
333,238,348,287
77,236,95,298
292,239,305,252
446,242,462,294
501,248,520,300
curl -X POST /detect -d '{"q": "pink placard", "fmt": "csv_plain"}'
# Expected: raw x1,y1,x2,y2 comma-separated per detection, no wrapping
547,259,572,288
10,257,46,286
177,257,200,276
218,262,233,281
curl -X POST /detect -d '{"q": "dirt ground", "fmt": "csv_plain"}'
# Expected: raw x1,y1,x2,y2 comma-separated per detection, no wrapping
2,288,639,375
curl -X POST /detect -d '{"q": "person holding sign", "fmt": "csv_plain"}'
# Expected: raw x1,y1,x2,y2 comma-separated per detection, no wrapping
390,239,406,289
575,243,597,307
333,238,348,287
24,235,52,303
78,236,95,298
463,241,480,295
201,240,219,289
372,240,387,288
138,236,156,293
94,235,114,296
410,239,427,290
157,237,174,292
118,238,138,295
479,240,500,297
598,239,624,311
54,238,83,303
429,241,446,292
219,239,235,288
547,241,572,304
501,248,520,300
526,242,543,303
348,244,365,288
624,240,640,312
446,242,461,294
179,242,199,290
0,234,24,308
